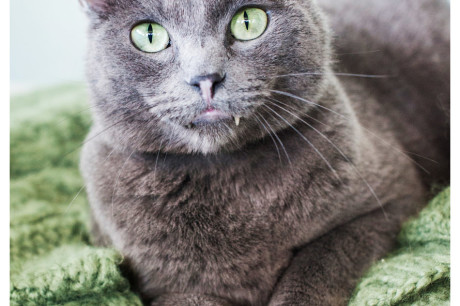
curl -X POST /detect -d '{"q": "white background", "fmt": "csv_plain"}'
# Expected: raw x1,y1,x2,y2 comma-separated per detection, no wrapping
10,0,88,93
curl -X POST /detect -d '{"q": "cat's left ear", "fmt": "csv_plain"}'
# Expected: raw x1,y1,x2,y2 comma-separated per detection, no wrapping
79,0,114,16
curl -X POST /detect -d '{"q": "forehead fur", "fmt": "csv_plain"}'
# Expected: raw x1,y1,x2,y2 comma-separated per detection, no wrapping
87,0,298,20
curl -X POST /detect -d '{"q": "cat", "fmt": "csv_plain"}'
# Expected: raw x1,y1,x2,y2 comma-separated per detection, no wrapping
79,0,450,305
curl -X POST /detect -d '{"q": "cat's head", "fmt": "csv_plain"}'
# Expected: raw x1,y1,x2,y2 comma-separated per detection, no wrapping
83,0,331,154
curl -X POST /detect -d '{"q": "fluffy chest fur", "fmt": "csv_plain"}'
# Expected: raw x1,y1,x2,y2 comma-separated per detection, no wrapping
81,79,421,305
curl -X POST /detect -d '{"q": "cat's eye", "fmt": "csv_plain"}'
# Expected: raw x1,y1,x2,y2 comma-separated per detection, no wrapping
231,8,268,41
131,23,170,53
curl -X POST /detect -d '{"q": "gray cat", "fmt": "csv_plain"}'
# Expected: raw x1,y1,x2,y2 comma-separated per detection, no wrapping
79,0,450,305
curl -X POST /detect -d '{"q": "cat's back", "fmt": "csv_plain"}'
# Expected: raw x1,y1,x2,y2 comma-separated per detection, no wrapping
318,0,450,185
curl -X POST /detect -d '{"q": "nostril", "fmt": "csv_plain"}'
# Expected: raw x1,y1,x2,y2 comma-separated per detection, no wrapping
187,73,226,99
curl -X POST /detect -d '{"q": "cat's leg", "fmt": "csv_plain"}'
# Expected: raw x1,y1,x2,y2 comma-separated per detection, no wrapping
150,294,232,306
268,201,416,306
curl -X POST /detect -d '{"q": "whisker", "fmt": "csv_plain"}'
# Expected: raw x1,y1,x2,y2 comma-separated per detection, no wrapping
162,130,175,163
270,89,431,173
262,104,340,181
64,146,117,215
257,112,292,166
109,128,156,216
56,104,97,127
111,149,137,217
253,114,282,163
62,104,153,159
222,122,232,132
337,50,382,56
269,90,344,117
221,122,238,149
272,72,391,79
154,139,165,190
264,96,327,128
110,112,155,216
358,127,431,173
266,98,388,219
405,152,439,164
64,185,86,215
154,142,164,173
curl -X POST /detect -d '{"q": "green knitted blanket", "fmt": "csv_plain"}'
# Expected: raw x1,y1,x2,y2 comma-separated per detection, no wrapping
10,84,450,305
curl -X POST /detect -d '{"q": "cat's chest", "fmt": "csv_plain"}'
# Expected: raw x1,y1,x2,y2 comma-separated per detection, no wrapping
112,153,291,223
93,147,340,252
105,164,295,304
84,141,356,304
113,163,287,238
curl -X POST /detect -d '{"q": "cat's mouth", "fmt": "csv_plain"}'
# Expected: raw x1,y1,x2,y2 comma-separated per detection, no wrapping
185,108,241,129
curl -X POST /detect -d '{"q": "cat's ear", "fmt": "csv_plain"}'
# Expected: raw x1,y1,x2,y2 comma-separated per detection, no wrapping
79,0,113,16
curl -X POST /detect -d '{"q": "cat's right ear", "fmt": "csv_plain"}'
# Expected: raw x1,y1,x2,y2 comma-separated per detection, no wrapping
79,0,113,17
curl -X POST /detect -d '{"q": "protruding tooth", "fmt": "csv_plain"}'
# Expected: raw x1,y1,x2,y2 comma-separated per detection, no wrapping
186,124,192,129
234,116,241,126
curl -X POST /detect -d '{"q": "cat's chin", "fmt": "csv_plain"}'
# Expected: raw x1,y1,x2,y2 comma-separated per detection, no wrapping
161,110,249,155
171,125,245,155
180,129,236,155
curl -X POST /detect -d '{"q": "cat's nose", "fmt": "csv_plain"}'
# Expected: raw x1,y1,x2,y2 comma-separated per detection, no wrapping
187,73,225,105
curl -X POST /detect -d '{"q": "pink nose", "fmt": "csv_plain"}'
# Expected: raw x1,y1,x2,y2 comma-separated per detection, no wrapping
188,73,225,107
199,79,214,107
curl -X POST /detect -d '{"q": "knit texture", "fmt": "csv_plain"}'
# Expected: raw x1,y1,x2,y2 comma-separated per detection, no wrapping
349,187,450,306
10,84,450,305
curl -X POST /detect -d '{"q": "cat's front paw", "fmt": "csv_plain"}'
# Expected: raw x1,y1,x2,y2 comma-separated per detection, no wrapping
150,294,234,306
268,292,348,306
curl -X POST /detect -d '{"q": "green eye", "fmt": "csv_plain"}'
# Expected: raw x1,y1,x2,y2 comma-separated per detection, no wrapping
231,8,268,41
131,23,170,53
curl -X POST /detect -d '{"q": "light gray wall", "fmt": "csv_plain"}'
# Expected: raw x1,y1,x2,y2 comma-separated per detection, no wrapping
10,0,88,93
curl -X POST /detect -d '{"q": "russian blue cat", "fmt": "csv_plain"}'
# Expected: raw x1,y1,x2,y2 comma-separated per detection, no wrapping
80,0,450,304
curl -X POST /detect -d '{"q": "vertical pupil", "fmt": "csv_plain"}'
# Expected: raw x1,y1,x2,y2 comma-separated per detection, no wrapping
243,11,249,30
147,24,153,43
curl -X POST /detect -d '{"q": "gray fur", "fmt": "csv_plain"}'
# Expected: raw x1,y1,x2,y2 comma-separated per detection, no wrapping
80,0,449,305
